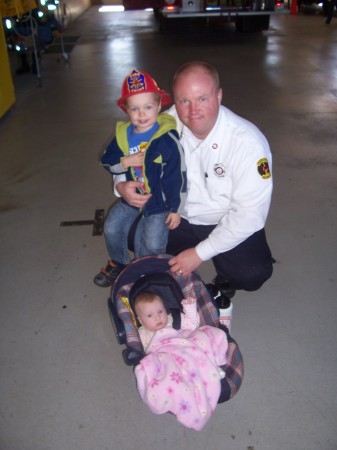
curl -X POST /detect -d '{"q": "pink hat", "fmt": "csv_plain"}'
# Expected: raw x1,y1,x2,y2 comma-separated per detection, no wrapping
117,68,172,112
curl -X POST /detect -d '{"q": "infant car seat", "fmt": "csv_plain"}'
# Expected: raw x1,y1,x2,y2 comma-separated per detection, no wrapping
107,254,244,403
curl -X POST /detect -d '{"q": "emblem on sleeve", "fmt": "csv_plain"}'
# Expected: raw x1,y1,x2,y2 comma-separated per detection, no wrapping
257,158,271,179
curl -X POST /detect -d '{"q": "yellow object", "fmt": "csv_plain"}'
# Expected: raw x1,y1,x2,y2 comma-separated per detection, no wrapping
120,296,138,329
0,0,36,18
0,12,15,118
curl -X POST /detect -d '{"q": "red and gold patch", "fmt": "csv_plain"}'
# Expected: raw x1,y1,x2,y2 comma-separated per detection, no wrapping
257,158,271,179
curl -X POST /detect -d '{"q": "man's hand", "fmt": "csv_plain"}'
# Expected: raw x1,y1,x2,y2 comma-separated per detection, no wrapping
168,248,202,277
116,181,151,209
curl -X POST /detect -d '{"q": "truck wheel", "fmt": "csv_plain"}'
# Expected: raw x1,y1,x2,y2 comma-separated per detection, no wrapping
235,15,270,32
153,8,161,20
264,0,275,10
158,17,188,34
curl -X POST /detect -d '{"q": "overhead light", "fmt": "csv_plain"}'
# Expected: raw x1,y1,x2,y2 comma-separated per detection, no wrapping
15,43,27,52
98,5,125,12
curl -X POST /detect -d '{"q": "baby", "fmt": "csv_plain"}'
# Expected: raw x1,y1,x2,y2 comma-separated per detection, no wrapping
134,290,227,430
134,291,200,351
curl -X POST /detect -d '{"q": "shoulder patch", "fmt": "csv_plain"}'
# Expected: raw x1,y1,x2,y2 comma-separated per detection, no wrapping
257,158,271,179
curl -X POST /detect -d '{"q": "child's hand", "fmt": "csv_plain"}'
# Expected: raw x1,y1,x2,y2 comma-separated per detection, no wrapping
182,296,197,305
165,212,181,230
121,152,144,169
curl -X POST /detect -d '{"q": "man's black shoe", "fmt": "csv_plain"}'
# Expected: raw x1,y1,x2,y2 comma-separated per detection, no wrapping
206,283,232,310
212,277,236,299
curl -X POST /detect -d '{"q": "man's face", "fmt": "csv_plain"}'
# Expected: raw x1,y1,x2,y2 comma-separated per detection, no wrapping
173,68,222,140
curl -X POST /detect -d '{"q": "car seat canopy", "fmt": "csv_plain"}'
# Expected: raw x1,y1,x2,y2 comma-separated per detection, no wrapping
129,272,184,329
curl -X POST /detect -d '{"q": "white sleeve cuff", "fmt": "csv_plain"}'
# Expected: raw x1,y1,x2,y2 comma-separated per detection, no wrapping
113,174,126,197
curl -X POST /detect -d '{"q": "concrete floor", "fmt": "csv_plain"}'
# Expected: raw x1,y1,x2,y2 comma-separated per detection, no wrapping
1,6,337,450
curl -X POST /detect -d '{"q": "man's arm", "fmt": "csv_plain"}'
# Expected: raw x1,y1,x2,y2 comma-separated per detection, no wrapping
195,148,272,262
168,248,202,277
114,178,151,209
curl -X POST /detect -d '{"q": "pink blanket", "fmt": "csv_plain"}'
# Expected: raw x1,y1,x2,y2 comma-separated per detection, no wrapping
135,325,228,430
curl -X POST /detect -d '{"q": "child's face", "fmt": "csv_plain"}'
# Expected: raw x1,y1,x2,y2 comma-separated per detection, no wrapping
136,297,169,332
125,92,161,133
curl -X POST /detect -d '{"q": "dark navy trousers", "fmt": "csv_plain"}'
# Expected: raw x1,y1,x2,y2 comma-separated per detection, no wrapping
166,219,274,291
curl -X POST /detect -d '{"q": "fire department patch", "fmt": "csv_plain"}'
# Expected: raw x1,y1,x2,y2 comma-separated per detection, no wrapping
127,69,146,94
213,163,225,177
257,158,271,179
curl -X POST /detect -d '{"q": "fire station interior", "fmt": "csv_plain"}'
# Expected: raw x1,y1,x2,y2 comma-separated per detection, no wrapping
1,2,337,449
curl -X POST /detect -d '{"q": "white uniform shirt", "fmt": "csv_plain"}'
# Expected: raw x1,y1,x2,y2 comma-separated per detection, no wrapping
167,105,273,261
114,105,273,262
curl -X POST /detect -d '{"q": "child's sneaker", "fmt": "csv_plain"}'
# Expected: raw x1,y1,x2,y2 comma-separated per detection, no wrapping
93,260,123,287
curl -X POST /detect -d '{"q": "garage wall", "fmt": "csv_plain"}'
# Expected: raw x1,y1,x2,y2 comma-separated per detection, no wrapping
65,0,92,24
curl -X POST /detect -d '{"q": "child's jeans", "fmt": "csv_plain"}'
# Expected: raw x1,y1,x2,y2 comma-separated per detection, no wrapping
103,200,169,265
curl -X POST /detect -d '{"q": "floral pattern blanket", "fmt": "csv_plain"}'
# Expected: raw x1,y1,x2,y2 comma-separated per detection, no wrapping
135,325,228,431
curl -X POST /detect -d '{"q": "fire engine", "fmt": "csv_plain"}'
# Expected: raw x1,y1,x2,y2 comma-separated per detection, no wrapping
123,0,279,32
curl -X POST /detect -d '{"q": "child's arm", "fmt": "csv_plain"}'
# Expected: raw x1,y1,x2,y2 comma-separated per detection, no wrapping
160,131,186,214
138,326,153,352
121,152,144,169
101,138,127,174
181,297,200,331
165,212,181,230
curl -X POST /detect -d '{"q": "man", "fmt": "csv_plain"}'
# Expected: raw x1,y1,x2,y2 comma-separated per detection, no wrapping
324,0,336,24
110,62,274,308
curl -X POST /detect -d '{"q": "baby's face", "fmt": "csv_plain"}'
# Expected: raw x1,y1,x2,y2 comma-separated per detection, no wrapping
136,298,169,332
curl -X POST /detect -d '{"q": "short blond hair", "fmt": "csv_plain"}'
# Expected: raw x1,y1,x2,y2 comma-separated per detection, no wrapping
173,61,220,92
124,92,161,110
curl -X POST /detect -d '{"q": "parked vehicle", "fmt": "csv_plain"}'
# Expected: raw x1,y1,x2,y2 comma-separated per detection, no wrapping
123,0,277,32
298,0,324,14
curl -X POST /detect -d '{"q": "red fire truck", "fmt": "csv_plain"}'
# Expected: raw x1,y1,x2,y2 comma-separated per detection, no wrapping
123,0,279,32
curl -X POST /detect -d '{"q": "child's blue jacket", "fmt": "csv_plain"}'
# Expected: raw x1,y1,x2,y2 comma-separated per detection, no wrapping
101,113,186,217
